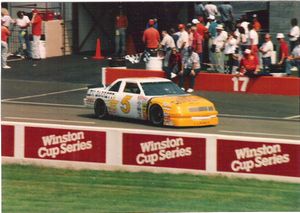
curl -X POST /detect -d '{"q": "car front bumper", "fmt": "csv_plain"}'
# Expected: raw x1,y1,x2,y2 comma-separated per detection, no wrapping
164,115,219,127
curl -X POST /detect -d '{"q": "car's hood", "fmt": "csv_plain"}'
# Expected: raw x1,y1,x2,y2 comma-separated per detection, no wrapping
152,95,214,106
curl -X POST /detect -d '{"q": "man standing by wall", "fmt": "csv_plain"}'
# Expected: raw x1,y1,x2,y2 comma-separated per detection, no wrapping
31,9,42,60
142,19,160,54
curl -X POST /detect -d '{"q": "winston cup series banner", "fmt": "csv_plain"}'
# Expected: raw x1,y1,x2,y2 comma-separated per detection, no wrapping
25,127,106,163
217,139,300,177
123,133,206,170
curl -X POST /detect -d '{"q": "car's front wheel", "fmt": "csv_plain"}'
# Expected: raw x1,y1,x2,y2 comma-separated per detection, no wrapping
94,99,108,119
149,104,164,126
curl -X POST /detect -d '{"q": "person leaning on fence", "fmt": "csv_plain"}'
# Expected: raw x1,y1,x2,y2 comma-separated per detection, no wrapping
1,22,11,69
178,46,201,93
238,49,260,78
285,38,300,77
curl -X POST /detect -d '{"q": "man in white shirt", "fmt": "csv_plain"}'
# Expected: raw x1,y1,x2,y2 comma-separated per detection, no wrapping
212,24,228,73
176,24,189,55
288,18,300,51
286,38,300,76
259,33,274,72
204,2,219,17
248,23,259,59
15,11,31,58
160,30,176,70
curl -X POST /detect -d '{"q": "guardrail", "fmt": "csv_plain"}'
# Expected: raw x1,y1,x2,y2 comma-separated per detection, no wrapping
102,68,300,96
2,121,299,183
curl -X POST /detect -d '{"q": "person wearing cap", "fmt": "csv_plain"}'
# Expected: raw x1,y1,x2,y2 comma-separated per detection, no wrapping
115,7,128,56
288,18,300,52
160,30,175,78
191,26,203,65
142,19,160,52
252,14,262,32
259,33,274,72
212,24,228,73
31,9,42,60
286,38,300,76
176,24,189,54
178,46,201,93
195,16,208,38
15,11,31,58
218,2,234,32
276,33,289,69
239,49,260,77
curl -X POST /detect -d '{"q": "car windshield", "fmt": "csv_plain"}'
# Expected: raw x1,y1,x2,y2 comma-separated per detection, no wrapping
141,81,186,96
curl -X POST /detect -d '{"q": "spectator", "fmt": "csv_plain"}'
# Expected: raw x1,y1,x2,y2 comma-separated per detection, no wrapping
252,14,262,32
276,33,289,71
164,47,182,79
194,17,208,39
146,18,158,29
286,38,300,76
31,9,42,60
218,2,234,32
224,32,238,74
207,15,217,69
178,46,201,93
212,24,228,73
259,33,274,72
142,19,160,52
176,24,189,54
1,8,14,29
169,28,179,47
248,23,259,60
187,23,194,47
1,22,11,69
237,26,248,52
240,15,250,35
194,2,207,18
115,7,128,56
161,30,175,77
239,49,260,77
191,26,204,65
15,11,31,58
204,2,219,18
288,18,300,51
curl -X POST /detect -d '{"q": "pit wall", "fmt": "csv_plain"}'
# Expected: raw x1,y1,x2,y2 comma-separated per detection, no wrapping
2,121,299,183
102,68,300,96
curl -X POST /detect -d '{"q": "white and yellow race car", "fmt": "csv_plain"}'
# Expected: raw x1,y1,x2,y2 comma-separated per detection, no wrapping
84,77,218,127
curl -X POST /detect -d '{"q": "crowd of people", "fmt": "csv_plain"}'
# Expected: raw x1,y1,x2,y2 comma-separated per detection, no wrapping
1,8,42,69
138,2,300,92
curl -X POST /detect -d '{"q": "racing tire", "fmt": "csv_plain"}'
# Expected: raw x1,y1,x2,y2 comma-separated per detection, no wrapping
94,99,108,119
149,104,164,126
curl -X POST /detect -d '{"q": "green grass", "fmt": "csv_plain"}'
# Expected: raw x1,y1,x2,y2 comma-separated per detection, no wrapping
2,164,300,212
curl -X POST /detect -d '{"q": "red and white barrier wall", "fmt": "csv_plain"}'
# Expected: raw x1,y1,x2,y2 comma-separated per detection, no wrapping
2,122,299,183
102,68,300,96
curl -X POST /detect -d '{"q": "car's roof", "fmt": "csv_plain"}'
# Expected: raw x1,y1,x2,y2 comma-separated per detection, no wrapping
116,77,171,83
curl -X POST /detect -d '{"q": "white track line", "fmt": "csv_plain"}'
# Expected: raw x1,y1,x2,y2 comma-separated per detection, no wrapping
284,115,300,120
1,100,85,108
219,113,282,120
4,117,95,124
220,130,300,138
1,87,87,101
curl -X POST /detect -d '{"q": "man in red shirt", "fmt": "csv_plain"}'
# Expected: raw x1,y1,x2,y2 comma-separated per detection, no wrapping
142,19,160,52
1,23,11,69
31,9,42,60
239,49,260,77
115,7,128,56
276,33,289,66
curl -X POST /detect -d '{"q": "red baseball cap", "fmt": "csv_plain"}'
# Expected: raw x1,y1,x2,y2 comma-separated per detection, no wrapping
178,24,185,30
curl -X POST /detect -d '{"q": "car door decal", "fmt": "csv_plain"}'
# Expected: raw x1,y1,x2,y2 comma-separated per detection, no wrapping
120,95,133,114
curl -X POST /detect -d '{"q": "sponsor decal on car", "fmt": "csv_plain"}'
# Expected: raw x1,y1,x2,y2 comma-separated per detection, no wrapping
217,139,300,177
25,127,106,163
123,133,206,170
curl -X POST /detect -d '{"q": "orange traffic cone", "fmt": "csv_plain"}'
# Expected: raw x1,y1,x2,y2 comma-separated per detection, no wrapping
93,38,104,60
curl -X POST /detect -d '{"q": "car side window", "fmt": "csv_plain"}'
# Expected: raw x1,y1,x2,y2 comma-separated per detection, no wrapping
109,81,122,92
123,83,140,94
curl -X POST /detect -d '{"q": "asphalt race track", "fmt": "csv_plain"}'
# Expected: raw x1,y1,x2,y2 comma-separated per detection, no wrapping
2,55,300,140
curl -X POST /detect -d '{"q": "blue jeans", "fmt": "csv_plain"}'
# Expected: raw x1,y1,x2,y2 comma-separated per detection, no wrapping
178,68,201,89
18,29,31,57
285,59,300,76
115,28,126,55
262,57,271,72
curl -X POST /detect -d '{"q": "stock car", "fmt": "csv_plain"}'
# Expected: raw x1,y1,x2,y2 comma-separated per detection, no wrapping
84,77,218,127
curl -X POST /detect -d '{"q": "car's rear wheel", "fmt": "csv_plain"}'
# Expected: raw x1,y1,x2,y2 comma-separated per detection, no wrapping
94,99,108,119
149,104,164,126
